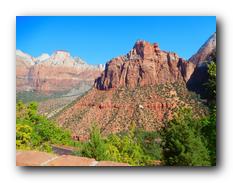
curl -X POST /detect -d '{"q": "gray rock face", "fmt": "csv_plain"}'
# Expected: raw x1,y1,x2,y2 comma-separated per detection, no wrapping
187,33,216,96
189,33,216,65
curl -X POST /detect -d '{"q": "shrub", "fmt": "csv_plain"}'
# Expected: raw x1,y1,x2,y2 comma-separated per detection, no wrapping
16,124,32,150
16,101,75,152
106,133,152,166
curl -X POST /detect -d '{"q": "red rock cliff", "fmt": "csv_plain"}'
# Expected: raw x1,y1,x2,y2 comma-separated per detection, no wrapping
95,40,193,90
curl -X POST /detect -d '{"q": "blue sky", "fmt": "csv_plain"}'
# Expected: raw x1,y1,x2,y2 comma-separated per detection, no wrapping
16,16,216,65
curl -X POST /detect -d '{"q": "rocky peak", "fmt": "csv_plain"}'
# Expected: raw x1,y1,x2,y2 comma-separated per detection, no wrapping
35,53,50,63
189,33,216,65
51,50,71,61
74,57,86,65
16,50,35,65
187,33,216,97
133,41,159,59
36,50,87,67
127,40,160,60
95,40,187,90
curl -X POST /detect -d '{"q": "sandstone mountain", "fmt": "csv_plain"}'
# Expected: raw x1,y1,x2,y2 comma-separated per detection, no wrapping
187,33,216,96
55,38,213,140
95,41,197,90
189,32,216,65
16,50,36,91
16,50,104,93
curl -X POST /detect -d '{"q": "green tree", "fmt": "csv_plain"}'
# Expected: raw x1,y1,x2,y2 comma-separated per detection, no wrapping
81,124,110,161
206,61,216,102
203,51,216,104
134,130,162,161
201,52,216,165
162,108,211,166
201,107,216,165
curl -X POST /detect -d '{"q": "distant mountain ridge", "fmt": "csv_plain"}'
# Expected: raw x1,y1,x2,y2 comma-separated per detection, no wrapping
16,50,104,93
16,49,105,69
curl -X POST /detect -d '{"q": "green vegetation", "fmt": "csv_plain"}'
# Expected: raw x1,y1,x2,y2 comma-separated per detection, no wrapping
201,57,217,165
201,106,216,165
16,101,78,152
206,60,216,102
134,130,162,161
161,56,216,166
161,108,211,166
74,123,161,166
155,81,208,117
161,111,216,166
